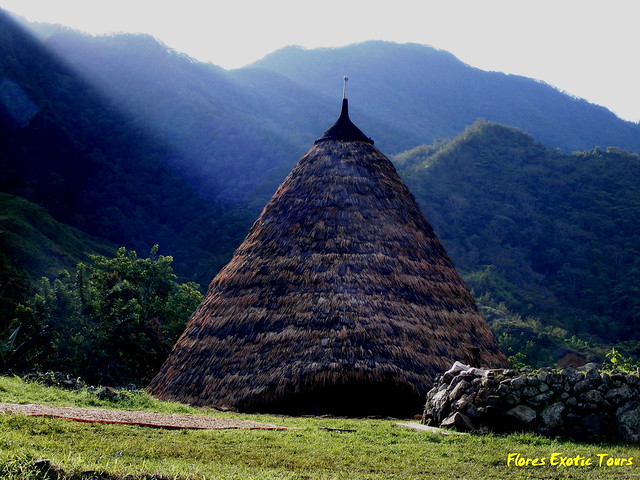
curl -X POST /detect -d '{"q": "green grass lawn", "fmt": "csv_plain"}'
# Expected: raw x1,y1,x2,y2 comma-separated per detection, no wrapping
1,375,639,479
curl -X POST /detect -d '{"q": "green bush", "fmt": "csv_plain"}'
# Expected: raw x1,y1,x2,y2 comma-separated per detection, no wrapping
7,246,202,386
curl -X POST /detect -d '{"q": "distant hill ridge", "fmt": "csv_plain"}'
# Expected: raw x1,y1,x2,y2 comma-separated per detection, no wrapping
250,41,640,154
18,21,640,207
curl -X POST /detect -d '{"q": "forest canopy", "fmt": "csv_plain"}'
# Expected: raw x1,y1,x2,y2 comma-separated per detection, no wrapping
4,247,202,386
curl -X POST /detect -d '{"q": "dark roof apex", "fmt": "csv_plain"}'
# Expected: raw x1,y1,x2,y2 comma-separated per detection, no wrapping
315,78,374,144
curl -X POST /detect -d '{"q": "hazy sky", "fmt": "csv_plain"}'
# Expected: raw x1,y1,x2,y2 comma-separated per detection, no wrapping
3,0,639,122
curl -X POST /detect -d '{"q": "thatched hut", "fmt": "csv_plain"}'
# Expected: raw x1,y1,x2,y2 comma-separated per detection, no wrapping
149,83,507,416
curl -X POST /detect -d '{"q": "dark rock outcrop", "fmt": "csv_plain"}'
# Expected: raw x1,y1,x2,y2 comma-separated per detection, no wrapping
423,362,640,442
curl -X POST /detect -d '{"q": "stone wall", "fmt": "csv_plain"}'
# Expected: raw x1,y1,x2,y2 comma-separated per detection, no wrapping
422,362,640,442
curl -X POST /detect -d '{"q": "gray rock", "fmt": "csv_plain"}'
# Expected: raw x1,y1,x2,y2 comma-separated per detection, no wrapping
459,372,478,382
448,380,471,403
579,403,598,412
547,373,564,385
616,401,640,423
618,424,640,443
610,372,626,383
566,413,582,424
428,389,450,421
452,395,470,411
423,365,640,443
96,386,121,401
511,377,527,389
441,373,454,385
581,389,604,405
506,391,521,405
476,388,501,407
465,403,480,419
573,379,593,393
484,405,502,418
525,377,541,387
585,368,601,382
562,367,584,383
528,391,554,406
476,387,496,399
506,405,537,424
496,384,512,396
617,401,640,442
481,375,498,388
542,402,565,428
581,414,606,434
605,385,634,404
32,458,53,472
441,412,476,432
450,374,471,389
580,362,598,371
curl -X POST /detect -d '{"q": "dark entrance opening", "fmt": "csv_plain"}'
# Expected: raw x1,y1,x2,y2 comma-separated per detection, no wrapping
246,380,424,418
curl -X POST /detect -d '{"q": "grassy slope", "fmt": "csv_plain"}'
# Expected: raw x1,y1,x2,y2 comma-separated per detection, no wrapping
0,193,113,280
1,376,639,479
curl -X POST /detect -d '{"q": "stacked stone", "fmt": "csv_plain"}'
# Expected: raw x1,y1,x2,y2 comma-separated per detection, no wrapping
422,364,640,442
22,371,87,390
22,371,140,400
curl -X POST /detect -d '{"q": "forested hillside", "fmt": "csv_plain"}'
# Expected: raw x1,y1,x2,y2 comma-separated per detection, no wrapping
395,121,640,364
24,27,421,209
0,11,251,286
0,193,112,327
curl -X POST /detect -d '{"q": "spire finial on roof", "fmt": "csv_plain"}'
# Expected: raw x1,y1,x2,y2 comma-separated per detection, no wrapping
314,76,374,144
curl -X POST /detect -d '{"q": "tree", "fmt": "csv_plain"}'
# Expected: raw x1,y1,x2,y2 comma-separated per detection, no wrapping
10,246,202,385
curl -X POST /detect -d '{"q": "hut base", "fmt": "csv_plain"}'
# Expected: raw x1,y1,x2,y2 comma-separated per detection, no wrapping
244,380,423,418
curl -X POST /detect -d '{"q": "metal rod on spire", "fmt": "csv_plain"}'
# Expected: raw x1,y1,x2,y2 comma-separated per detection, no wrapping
342,76,349,99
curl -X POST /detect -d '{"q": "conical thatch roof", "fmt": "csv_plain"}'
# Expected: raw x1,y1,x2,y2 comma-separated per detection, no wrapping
149,93,507,416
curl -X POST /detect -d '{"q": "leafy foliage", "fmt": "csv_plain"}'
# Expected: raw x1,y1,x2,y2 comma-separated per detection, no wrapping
9,247,202,385
395,121,640,364
603,347,639,373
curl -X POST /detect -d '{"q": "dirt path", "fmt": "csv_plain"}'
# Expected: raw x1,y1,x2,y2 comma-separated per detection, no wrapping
0,402,290,430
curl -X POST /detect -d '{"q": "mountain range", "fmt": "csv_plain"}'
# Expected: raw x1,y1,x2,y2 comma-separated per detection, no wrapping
1,9,639,365
23,19,640,207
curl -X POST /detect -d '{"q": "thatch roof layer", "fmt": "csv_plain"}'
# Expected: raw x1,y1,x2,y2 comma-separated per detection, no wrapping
149,136,506,415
